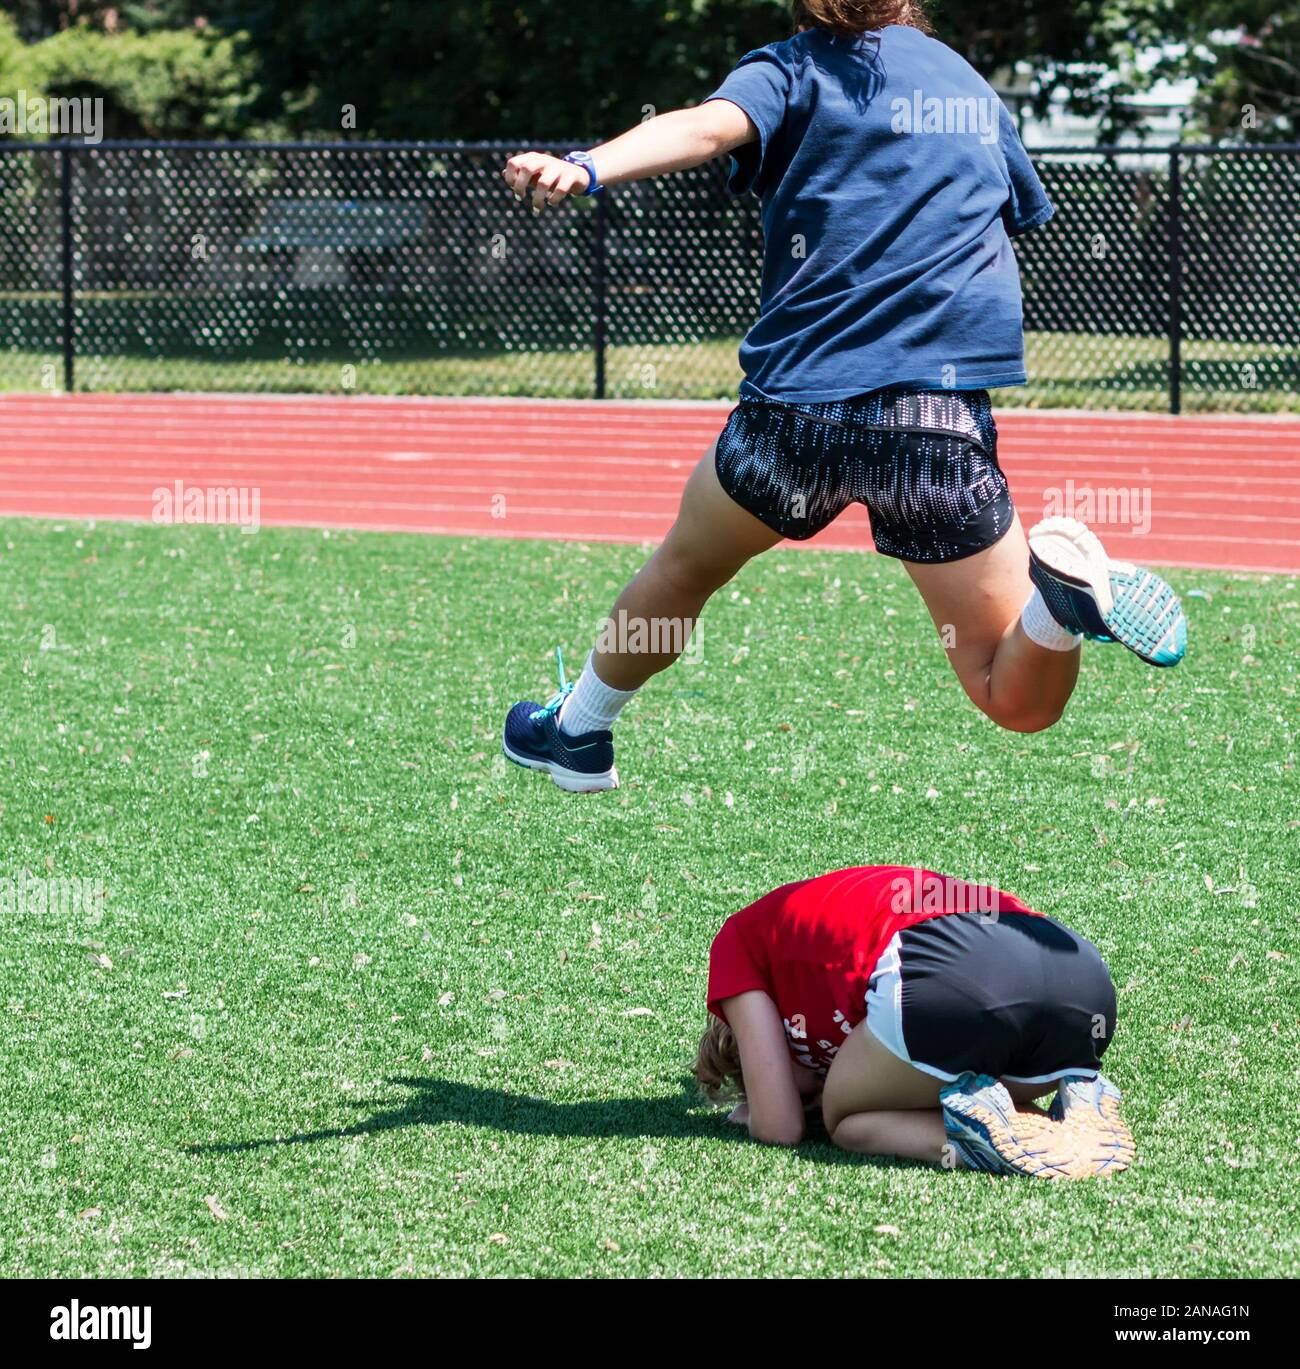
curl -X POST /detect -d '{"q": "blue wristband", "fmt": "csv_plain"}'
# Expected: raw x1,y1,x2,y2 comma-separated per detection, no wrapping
563,150,604,196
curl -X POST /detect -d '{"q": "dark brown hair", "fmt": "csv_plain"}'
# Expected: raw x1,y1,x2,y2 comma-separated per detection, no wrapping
790,0,932,38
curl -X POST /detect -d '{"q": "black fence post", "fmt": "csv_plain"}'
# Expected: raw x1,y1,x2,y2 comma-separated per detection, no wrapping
593,191,607,400
59,145,76,394
1168,147,1182,415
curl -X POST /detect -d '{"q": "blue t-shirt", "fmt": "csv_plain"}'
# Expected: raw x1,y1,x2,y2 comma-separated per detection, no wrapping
704,24,1053,401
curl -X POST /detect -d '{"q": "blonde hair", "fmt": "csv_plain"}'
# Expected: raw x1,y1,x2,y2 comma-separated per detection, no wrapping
790,0,932,39
693,1016,746,1104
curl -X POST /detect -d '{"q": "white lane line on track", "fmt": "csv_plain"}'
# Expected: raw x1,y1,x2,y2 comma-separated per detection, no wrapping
1,506,1293,573
0,474,1295,522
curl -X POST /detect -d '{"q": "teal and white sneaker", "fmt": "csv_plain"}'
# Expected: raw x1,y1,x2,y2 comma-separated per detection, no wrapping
1049,1073,1135,1177
940,1074,1077,1179
1028,516,1187,667
503,648,618,793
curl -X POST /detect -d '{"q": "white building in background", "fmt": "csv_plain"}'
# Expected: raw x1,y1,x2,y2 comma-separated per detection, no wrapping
994,44,1199,148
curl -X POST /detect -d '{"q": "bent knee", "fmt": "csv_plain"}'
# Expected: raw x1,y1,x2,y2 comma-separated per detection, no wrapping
828,1114,889,1155
984,702,1067,734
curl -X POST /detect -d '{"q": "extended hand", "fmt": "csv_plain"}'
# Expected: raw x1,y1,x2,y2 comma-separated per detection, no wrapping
502,152,591,214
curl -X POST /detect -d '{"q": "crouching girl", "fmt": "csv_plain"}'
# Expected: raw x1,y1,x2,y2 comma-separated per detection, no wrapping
695,865,1134,1178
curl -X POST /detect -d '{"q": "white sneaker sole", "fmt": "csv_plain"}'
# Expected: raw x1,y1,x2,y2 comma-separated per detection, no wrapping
502,741,619,793
1027,515,1122,618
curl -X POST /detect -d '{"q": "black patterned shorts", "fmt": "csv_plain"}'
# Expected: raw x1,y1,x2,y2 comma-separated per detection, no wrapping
714,387,1014,563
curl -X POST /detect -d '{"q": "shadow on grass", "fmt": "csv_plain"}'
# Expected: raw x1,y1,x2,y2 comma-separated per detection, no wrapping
184,1074,924,1169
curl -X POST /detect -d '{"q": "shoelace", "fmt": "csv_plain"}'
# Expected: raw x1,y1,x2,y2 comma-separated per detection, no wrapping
528,646,572,722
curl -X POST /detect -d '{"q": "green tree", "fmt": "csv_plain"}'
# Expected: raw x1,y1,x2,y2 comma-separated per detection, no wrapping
2,2,125,42
24,22,260,138
2,0,1295,142
1145,2,1299,137
180,0,1188,141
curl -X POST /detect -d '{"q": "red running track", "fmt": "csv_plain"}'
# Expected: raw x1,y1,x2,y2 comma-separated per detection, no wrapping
0,392,1296,572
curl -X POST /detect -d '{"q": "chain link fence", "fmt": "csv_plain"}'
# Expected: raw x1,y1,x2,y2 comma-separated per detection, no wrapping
0,139,1296,411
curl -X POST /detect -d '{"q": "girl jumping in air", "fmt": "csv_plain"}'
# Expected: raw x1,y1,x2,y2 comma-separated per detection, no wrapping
694,864,1135,1177
501,1,1187,792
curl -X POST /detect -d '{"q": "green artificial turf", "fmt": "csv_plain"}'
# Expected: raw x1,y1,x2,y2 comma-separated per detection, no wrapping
0,518,1296,1278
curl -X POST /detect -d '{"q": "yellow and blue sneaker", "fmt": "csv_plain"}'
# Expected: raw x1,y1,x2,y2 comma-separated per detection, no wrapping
1029,516,1187,667
1048,1073,1135,1177
503,649,618,793
940,1074,1078,1179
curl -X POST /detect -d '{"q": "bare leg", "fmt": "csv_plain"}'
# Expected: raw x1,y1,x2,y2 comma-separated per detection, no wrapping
1004,1080,1055,1109
828,1108,951,1165
903,514,1081,734
821,1024,949,1164
592,445,782,691
821,1023,1052,1167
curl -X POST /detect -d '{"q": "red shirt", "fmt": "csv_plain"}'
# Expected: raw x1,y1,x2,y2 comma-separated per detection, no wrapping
706,865,1040,1074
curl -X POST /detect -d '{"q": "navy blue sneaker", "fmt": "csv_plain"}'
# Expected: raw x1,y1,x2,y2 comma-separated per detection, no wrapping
503,649,618,793
1028,516,1187,667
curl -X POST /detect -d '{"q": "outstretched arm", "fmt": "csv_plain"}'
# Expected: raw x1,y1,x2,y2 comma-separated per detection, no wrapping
502,101,757,213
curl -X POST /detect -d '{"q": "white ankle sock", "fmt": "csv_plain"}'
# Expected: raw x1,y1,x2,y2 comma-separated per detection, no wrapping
1020,588,1083,652
558,653,639,736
